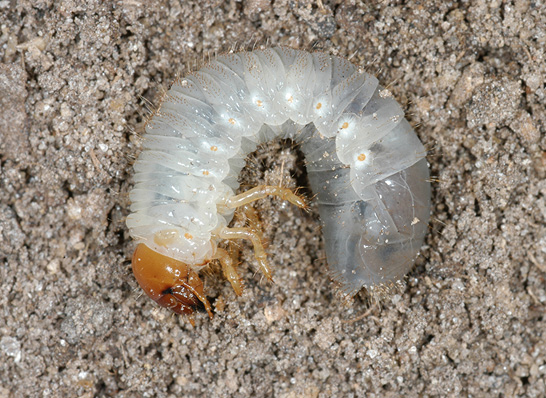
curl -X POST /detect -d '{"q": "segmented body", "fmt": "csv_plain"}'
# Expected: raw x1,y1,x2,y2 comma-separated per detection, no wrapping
126,47,431,317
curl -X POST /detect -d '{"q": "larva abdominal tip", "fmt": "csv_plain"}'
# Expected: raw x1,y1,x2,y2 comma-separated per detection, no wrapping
126,47,431,322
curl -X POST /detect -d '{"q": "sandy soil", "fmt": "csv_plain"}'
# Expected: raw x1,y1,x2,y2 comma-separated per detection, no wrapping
1,1,545,397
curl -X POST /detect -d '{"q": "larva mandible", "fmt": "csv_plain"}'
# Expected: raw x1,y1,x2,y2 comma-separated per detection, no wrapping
127,46,431,323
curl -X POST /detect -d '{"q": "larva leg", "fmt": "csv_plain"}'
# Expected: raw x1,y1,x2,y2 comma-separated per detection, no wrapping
238,204,265,244
214,247,244,296
239,203,261,229
227,240,241,262
217,227,272,281
225,185,307,210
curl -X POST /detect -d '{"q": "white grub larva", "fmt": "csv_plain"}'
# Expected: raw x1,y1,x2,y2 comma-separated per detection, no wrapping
126,47,431,323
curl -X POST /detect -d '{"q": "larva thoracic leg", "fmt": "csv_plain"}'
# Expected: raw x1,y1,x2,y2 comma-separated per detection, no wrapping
217,227,273,281
214,247,243,296
126,47,431,321
224,184,307,210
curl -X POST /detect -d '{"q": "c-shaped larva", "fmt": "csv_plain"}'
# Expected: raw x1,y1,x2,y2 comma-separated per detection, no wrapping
126,47,431,323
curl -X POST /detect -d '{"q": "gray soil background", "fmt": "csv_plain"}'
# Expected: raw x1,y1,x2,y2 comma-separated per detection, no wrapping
0,0,545,397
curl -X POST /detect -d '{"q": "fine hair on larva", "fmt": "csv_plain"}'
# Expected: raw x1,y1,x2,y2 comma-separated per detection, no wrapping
126,46,431,321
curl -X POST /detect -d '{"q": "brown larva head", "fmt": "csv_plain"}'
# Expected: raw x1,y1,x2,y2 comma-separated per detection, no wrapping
131,243,213,322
